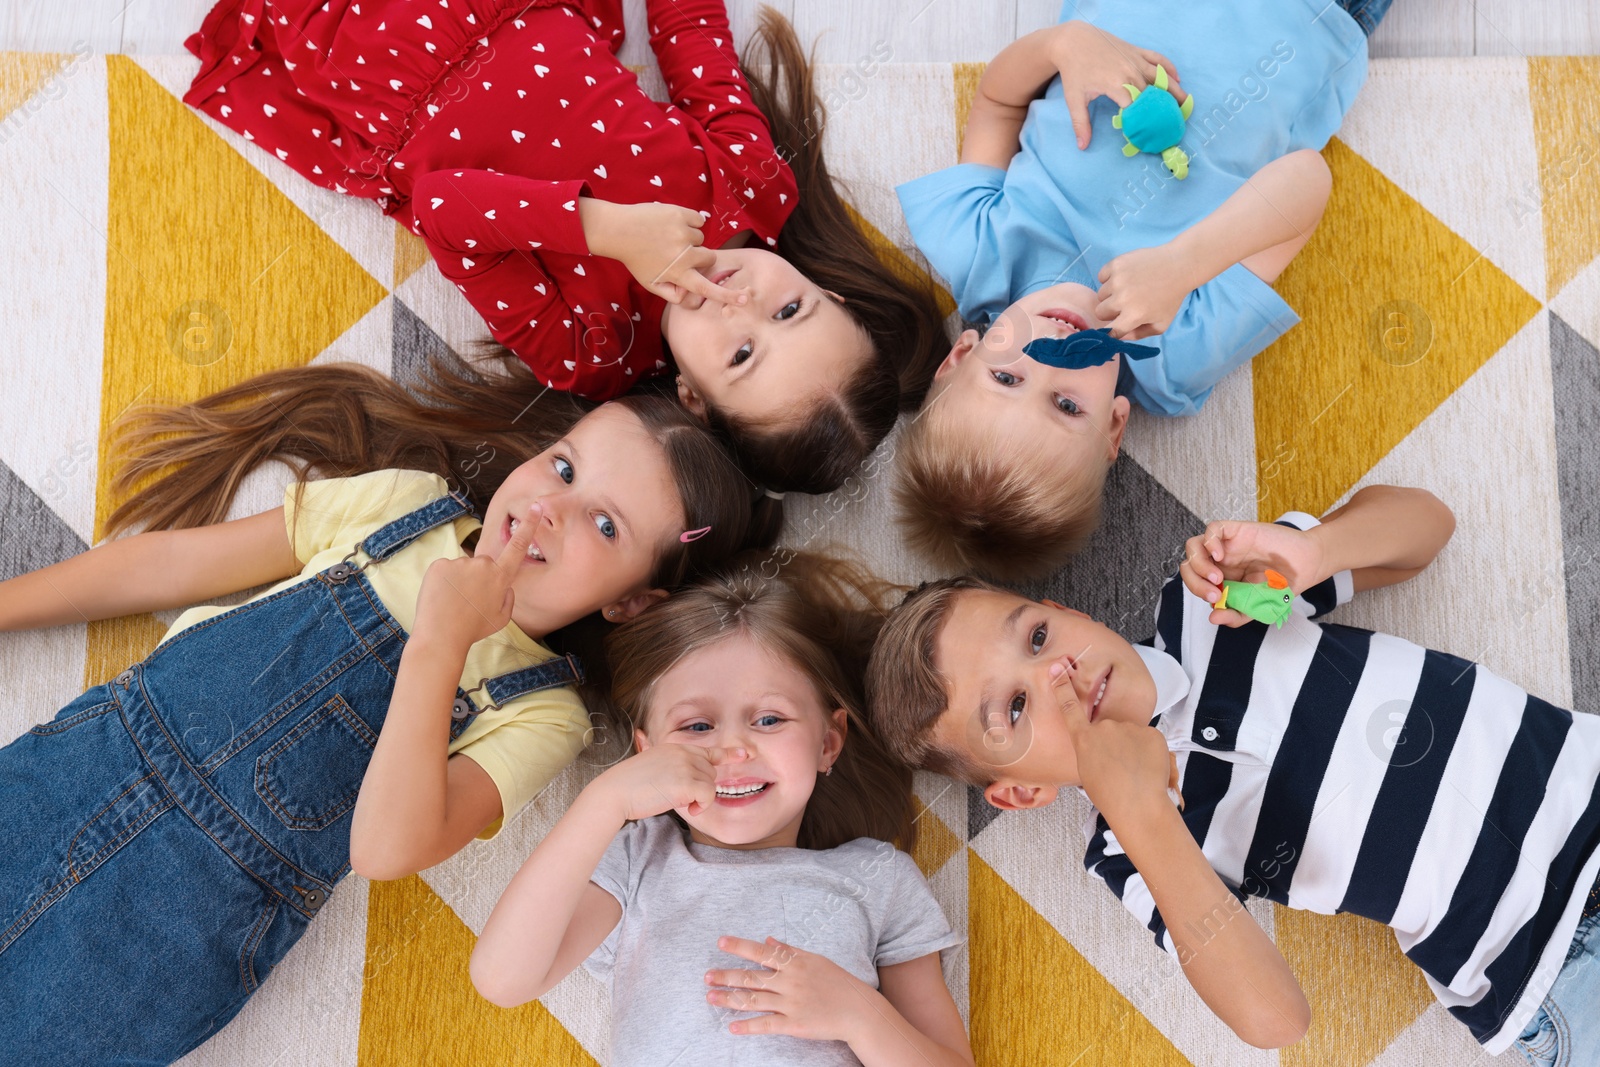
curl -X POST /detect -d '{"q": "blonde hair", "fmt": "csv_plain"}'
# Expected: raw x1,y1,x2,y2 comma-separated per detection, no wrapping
894,398,1107,581
866,577,1000,785
605,551,917,850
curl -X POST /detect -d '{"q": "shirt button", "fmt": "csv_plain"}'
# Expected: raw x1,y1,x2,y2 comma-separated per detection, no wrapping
1202,726,1219,742
114,669,134,687
303,888,326,911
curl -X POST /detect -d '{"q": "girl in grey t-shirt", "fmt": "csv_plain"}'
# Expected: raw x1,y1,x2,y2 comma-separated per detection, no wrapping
472,554,972,1066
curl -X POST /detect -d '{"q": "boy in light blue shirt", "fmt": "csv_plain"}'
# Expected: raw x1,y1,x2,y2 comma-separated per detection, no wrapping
893,0,1375,580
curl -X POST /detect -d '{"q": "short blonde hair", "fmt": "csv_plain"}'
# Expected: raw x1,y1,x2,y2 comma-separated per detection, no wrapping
865,578,1000,786
893,397,1108,581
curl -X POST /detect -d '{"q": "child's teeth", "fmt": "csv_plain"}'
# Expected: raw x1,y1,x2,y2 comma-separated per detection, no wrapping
716,782,767,797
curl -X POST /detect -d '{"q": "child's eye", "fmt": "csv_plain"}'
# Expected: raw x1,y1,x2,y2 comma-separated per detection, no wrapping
1008,692,1026,725
553,456,574,484
731,342,753,366
1055,395,1082,415
594,513,616,540
680,722,713,733
991,370,1019,386
1030,623,1048,654
755,713,784,727
776,300,801,321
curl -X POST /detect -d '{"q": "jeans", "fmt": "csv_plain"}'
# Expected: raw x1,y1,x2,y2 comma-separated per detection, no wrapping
1515,890,1600,1067
1335,0,1392,36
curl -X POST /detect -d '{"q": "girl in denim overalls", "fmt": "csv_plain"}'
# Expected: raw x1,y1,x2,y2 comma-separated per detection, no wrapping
0,378,771,1066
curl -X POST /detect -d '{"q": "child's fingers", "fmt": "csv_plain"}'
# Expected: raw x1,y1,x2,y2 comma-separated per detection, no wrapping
494,504,538,574
1208,606,1254,629
1049,661,1092,741
716,935,778,965
1065,92,1093,149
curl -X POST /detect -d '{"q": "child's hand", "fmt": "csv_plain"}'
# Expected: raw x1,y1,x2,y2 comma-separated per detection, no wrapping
1179,519,1327,627
705,936,872,1043
582,199,748,309
412,503,540,648
1094,243,1193,339
1049,21,1184,150
591,743,730,823
1057,660,1181,822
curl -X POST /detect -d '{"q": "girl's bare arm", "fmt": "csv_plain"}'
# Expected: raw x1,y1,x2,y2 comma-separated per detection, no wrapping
0,507,302,632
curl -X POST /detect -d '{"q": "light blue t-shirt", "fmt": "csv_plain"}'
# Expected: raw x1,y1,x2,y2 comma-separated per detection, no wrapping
898,0,1368,416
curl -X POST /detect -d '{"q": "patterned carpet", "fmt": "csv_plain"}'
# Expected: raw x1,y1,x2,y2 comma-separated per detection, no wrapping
1,44,1596,1067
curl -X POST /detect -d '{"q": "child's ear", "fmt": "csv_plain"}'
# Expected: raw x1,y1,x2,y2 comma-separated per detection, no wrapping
633,727,652,752
605,587,670,624
934,330,981,382
1105,395,1132,463
675,375,708,421
983,781,1060,811
821,707,849,770
822,289,848,305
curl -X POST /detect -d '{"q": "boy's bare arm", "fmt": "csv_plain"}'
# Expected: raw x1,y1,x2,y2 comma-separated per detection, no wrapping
1181,486,1455,625
1095,149,1332,338
1060,662,1309,1048
962,23,1184,169
1310,485,1455,592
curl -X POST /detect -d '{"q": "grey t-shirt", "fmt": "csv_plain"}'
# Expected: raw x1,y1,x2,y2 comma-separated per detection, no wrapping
584,815,962,1066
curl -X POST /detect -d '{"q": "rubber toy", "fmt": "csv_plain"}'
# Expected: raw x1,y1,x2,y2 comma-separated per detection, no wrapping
1023,328,1158,369
1214,569,1295,628
1111,64,1194,179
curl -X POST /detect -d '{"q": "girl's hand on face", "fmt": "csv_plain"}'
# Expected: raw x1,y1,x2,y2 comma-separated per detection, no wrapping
1093,243,1191,340
599,201,749,309
1050,21,1184,150
1178,520,1326,627
1056,660,1181,825
591,743,729,824
705,936,871,1043
413,504,540,648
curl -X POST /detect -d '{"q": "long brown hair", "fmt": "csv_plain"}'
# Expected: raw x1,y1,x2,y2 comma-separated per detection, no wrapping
606,550,916,851
104,349,783,702
713,8,951,494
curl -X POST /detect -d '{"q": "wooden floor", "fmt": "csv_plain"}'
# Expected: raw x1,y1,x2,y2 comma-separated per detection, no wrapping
0,0,1596,59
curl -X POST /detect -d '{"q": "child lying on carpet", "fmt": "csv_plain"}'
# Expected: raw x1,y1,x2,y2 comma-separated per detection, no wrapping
0,357,774,1066
182,0,949,494
866,484,1600,1063
893,0,1387,579
473,553,974,1067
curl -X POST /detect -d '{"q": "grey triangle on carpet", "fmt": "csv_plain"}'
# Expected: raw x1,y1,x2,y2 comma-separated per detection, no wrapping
967,782,1003,841
392,297,469,397
1549,312,1600,714
1007,453,1205,643
0,460,89,582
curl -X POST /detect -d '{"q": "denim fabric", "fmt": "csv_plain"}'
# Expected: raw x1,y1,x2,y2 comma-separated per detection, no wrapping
1515,903,1600,1067
1335,0,1392,36
0,494,577,1065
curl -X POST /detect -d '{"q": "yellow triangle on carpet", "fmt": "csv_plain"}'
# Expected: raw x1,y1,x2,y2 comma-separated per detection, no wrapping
96,56,388,539
968,851,1191,1066
843,200,957,320
952,62,986,163
1253,137,1541,520
1274,906,1435,1067
394,224,433,289
360,875,598,1067
1530,56,1600,300
910,793,962,879
0,51,71,128
83,614,169,690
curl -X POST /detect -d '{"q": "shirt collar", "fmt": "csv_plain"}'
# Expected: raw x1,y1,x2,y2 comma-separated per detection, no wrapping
1135,643,1189,723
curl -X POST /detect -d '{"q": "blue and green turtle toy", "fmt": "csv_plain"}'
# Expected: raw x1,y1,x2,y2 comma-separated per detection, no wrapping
1214,569,1296,628
1111,64,1194,179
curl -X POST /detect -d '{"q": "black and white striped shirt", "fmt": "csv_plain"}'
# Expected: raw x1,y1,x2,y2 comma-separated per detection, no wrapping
1084,512,1600,1053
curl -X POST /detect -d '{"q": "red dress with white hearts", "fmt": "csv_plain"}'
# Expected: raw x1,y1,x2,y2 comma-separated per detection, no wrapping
184,0,797,399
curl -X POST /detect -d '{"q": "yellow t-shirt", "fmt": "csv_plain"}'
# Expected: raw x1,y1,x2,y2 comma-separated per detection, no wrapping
161,469,590,837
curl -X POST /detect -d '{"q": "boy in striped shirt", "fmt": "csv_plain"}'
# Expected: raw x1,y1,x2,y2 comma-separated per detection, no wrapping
867,486,1600,1062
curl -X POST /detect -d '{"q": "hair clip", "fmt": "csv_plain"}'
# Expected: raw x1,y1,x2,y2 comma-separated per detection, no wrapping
680,526,713,543
1023,328,1158,369
763,489,785,500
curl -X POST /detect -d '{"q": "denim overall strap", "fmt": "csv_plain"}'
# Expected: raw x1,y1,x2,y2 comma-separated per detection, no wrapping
448,653,586,741
326,489,477,581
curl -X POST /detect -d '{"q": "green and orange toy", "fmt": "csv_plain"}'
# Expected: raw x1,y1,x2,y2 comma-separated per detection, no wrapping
1215,569,1296,628
1111,64,1194,179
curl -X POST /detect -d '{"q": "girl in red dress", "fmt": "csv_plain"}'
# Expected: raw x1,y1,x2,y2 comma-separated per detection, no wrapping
183,0,949,494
